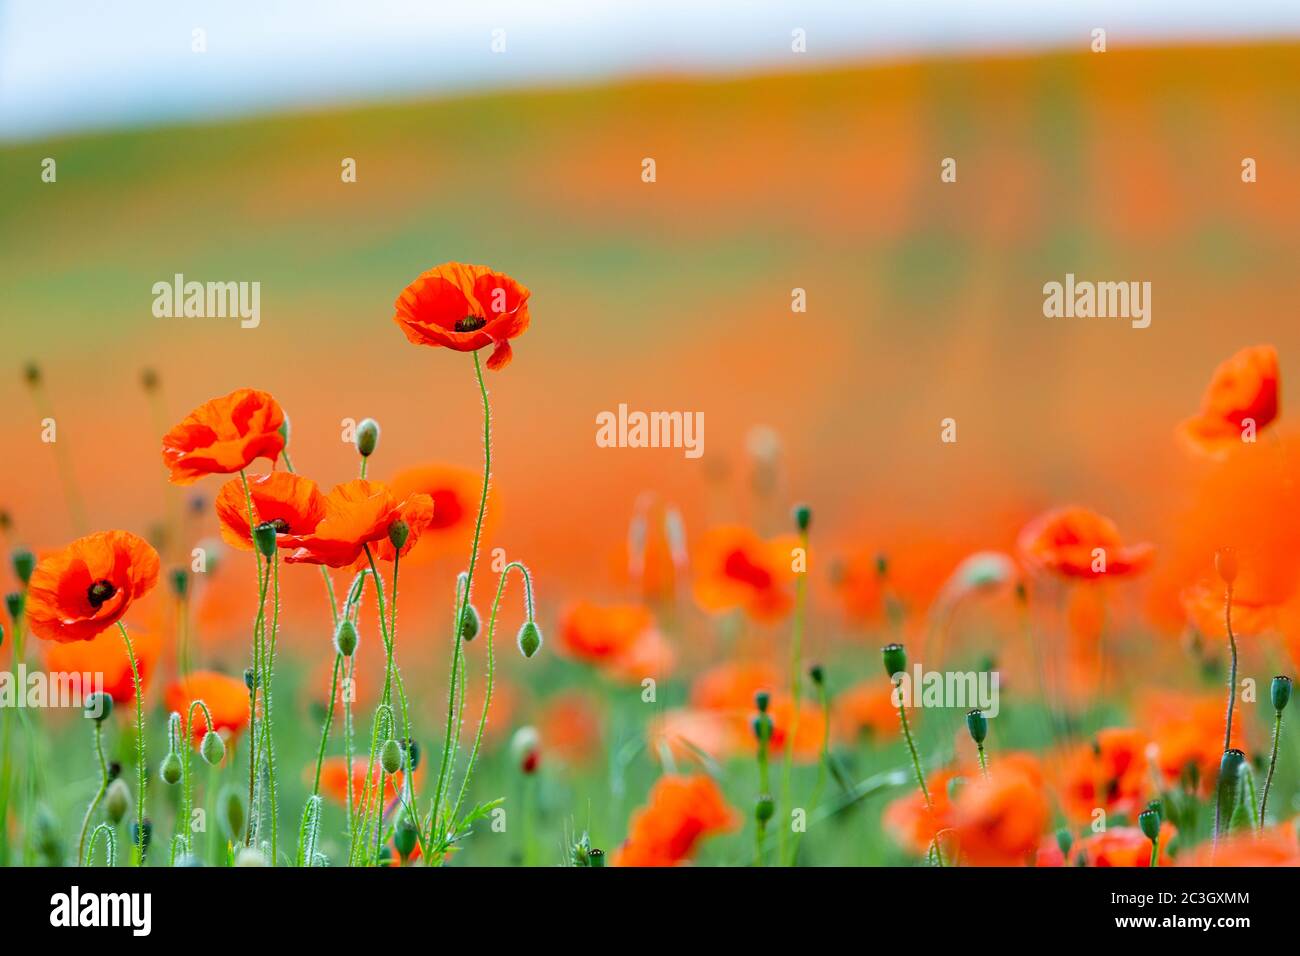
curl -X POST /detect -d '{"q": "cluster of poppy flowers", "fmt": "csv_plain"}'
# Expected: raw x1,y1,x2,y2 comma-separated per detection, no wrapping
3,272,1295,868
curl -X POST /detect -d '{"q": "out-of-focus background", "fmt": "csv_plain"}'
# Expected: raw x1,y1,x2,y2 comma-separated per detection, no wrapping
2,1,1300,865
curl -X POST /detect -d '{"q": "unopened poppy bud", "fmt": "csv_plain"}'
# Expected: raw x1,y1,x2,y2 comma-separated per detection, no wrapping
516,621,542,659
355,418,380,457
460,603,480,641
388,519,409,551
793,503,812,533
253,522,278,558
966,709,988,745
882,643,907,679
11,548,34,585
755,794,775,824
5,592,23,622
170,567,189,600
381,738,403,775
755,690,771,713
809,663,825,687
394,812,418,860
511,726,540,773
105,778,130,824
1272,675,1293,712
160,751,182,785
220,786,246,841
1138,808,1161,842
1215,547,1238,586
334,618,358,657
84,692,112,722
200,731,226,766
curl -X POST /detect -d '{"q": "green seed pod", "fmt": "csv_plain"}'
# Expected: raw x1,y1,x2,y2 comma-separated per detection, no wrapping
200,730,226,766
588,848,606,868
755,794,775,824
380,738,403,775
355,418,380,457
11,547,35,585
105,779,131,825
252,522,278,559
5,591,23,623
808,663,825,687
755,690,771,713
1138,808,1161,842
394,812,418,860
1272,675,1293,712
388,519,409,551
751,712,774,744
333,618,358,657
516,621,542,659
1217,748,1247,825
882,643,907,679
84,692,113,722
965,709,988,745
460,604,481,642
160,751,182,786
793,504,812,533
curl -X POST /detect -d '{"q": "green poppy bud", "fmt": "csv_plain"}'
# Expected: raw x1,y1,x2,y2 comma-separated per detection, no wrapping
755,794,775,824
200,731,226,766
460,603,480,642
5,592,23,623
11,548,34,585
220,786,246,842
516,621,542,659
244,667,257,691
1272,675,1293,712
84,692,113,722
1055,827,1073,858
160,751,182,786
170,567,189,600
882,643,907,679
394,812,418,860
965,709,988,745
355,418,380,457
793,504,812,533
334,618,358,657
755,690,771,713
1138,808,1161,842
252,521,278,559
381,738,403,775
105,778,131,825
808,663,825,687
388,519,409,551
751,712,774,744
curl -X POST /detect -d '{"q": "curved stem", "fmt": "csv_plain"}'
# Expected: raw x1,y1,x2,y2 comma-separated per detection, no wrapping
77,720,109,866
1260,712,1284,832
117,622,146,864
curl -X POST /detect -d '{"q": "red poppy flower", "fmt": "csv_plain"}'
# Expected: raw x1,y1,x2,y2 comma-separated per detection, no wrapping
950,759,1050,866
693,525,797,621
1178,345,1279,457
26,531,161,643
1056,727,1151,823
1017,506,1153,580
44,627,163,704
165,670,251,745
393,263,531,370
611,774,739,867
162,388,286,484
1071,824,1175,867
215,472,327,551
283,480,434,568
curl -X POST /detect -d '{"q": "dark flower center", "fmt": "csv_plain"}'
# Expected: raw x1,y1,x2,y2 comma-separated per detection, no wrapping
87,579,117,609
455,316,486,333
267,518,291,534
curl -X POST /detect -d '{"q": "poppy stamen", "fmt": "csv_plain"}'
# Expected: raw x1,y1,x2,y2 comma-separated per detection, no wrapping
87,579,117,609
455,316,486,333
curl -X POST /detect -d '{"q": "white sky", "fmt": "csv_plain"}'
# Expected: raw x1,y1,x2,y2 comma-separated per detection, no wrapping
3,0,1299,141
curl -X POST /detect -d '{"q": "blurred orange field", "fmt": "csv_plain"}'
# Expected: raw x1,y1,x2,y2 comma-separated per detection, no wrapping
1,40,1299,869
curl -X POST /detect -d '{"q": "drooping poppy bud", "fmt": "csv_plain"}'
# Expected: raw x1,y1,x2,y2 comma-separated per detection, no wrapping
460,603,481,642
105,778,131,825
394,812,419,861
355,418,380,458
11,548,34,585
882,643,907,679
334,618,358,657
517,621,542,659
160,751,182,786
380,738,403,775
200,731,226,766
